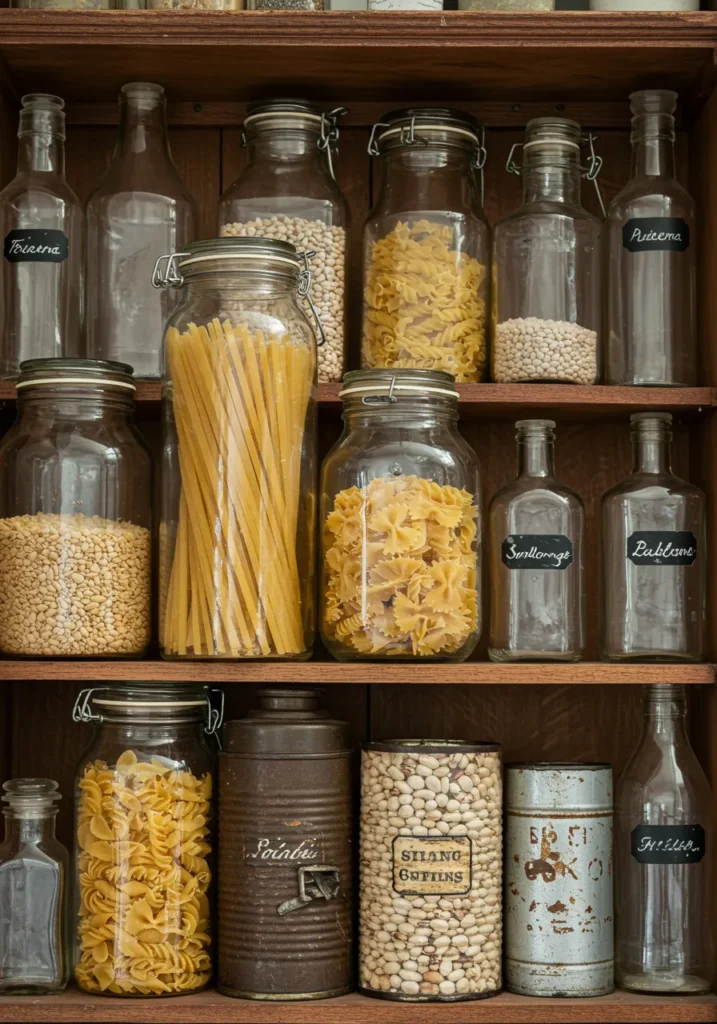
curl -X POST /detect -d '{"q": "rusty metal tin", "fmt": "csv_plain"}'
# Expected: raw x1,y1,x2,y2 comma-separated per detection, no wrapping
217,689,353,1000
505,762,614,998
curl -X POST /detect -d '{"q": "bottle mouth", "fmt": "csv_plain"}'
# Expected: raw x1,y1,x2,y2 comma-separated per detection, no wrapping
2,778,61,818
515,418,556,439
630,411,672,439
120,82,165,110
18,93,65,139
629,88,678,118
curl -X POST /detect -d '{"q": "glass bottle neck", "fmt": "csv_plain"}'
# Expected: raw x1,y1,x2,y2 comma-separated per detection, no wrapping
517,436,555,478
522,161,581,205
642,686,688,740
3,813,57,846
632,434,671,475
631,116,676,178
116,94,171,162
17,132,65,176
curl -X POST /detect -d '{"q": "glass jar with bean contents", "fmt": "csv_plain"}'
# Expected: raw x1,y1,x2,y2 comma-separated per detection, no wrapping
362,109,489,383
0,358,152,658
320,369,481,661
492,118,603,385
218,100,347,382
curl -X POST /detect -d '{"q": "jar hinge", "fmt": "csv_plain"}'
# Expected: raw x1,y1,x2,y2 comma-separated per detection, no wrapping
298,250,326,347
318,106,348,181
152,252,189,289
72,688,103,725
362,375,398,405
476,124,487,208
505,133,605,218
205,687,225,741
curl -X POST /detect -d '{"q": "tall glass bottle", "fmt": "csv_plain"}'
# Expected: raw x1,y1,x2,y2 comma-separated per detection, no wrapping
86,83,196,380
606,91,696,386
0,95,83,380
488,419,584,661
616,685,713,994
600,413,705,661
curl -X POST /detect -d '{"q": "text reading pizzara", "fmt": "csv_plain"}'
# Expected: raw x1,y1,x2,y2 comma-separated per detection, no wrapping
397,847,466,884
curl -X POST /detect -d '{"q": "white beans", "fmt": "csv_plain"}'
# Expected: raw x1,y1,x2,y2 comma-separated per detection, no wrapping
493,316,597,384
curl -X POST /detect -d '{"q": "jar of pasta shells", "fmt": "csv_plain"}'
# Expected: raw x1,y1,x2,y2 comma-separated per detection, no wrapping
71,685,223,997
320,369,481,660
362,109,489,383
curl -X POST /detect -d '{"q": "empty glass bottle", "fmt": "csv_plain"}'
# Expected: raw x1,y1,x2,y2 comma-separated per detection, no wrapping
616,685,713,994
0,95,83,380
605,91,696,386
600,413,705,661
0,779,70,994
86,83,196,380
488,419,584,661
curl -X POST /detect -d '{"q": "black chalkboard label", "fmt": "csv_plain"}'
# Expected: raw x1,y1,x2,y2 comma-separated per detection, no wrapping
627,531,697,566
631,824,705,864
501,534,573,570
4,229,68,263
622,217,690,253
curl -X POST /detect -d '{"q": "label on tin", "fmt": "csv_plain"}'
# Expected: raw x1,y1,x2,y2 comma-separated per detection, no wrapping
622,217,690,252
392,836,472,895
626,531,697,566
244,836,322,864
4,229,69,263
631,824,705,864
502,534,573,570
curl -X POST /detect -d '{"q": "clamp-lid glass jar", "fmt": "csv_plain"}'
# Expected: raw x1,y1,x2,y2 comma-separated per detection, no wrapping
362,109,489,383
72,684,223,997
154,237,317,661
0,358,152,658
320,369,481,661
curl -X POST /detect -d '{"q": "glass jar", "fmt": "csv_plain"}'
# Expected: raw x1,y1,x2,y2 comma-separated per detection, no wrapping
492,118,602,385
0,95,83,380
72,685,222,997
218,100,347,382
0,779,70,995
0,359,152,658
320,369,481,661
615,685,713,994
600,413,705,661
605,91,696,386
86,83,197,381
362,109,489,383
488,420,584,662
154,237,317,660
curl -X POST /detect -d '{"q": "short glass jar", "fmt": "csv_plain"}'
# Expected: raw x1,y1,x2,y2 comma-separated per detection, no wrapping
320,369,481,661
72,685,222,997
154,238,317,660
0,358,152,658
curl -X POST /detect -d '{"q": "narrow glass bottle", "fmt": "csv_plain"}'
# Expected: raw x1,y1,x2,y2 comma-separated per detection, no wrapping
488,419,584,661
0,779,69,994
600,413,705,661
86,83,196,380
616,685,713,994
0,95,83,380
606,91,696,386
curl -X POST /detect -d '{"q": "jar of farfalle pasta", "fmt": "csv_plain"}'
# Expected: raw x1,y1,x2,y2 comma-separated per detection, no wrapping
71,685,223,997
320,369,482,661
362,109,489,383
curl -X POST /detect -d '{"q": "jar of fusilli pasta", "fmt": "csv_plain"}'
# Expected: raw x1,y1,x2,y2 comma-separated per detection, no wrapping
362,109,489,383
72,685,223,997
320,369,482,661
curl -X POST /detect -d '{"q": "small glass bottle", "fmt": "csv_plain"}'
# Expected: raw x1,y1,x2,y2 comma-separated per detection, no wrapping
600,413,705,661
0,95,83,380
86,83,196,380
616,685,713,994
606,91,696,386
0,779,69,995
488,419,584,661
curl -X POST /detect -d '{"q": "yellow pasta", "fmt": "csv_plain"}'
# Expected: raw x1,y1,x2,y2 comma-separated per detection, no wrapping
75,750,212,997
323,475,479,658
362,220,487,382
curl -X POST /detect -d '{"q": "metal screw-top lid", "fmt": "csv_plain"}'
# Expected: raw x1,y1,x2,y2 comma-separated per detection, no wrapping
223,688,350,756
17,357,136,393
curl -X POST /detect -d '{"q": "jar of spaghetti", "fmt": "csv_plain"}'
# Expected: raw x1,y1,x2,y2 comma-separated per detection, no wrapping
362,109,489,382
320,369,481,661
153,238,317,660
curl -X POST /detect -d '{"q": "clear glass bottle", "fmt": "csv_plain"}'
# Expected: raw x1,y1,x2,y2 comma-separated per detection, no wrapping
320,369,481,661
362,109,489,383
600,413,705,661
492,118,602,385
86,83,196,381
0,95,83,380
488,419,584,661
72,685,222,997
0,779,69,995
616,685,713,994
605,91,696,386
154,238,317,660
218,100,347,383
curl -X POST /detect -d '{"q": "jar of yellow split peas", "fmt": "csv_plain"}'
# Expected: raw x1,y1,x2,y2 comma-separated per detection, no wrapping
153,238,318,660
71,685,223,997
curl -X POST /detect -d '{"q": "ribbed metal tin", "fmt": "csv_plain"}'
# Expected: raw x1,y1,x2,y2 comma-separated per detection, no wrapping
505,762,614,998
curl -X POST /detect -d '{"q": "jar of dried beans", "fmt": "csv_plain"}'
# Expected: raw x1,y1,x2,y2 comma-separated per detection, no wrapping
320,369,481,661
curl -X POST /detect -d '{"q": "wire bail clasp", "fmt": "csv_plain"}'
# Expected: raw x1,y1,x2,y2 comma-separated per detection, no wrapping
205,687,225,741
584,131,605,219
318,106,348,181
506,142,523,176
363,375,398,406
152,252,189,290
476,124,487,207
298,250,326,348
72,688,102,725
368,121,390,157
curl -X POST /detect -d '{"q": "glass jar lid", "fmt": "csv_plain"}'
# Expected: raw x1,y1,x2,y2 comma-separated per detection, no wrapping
17,357,136,392
340,368,459,404
369,107,483,156
2,779,62,818
153,237,303,287
366,739,500,754
72,684,224,735
244,98,328,133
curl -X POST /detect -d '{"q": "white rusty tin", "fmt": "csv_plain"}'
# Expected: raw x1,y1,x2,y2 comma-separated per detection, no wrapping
505,762,614,998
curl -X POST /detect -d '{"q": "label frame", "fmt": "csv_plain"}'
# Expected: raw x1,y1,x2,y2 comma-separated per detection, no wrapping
501,533,574,571
4,229,69,264
626,530,698,567
630,824,706,865
622,217,690,253
392,835,472,896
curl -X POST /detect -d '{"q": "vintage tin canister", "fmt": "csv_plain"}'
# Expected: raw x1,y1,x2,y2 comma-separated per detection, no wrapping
217,689,353,1000
505,762,614,997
